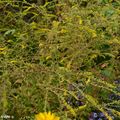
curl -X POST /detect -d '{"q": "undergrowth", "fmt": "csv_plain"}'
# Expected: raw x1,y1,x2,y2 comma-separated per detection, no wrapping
0,0,120,120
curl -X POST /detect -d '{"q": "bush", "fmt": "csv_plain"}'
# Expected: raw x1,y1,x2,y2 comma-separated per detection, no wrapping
0,0,120,119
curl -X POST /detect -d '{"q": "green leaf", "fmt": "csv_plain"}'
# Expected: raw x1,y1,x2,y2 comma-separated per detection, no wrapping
101,69,112,78
104,9,115,17
100,0,109,4
4,29,15,36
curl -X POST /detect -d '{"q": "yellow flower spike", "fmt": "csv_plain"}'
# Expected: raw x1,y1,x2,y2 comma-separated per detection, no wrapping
0,47,6,51
46,55,52,60
59,29,68,33
79,19,83,25
39,43,44,47
52,21,60,29
21,44,26,49
0,47,7,55
30,22,37,29
10,60,17,63
35,112,60,120
92,32,97,38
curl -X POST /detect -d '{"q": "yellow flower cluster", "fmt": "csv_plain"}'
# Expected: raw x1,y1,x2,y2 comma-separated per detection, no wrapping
35,112,60,120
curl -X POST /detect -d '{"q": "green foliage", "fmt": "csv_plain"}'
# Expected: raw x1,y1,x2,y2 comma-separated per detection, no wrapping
0,0,120,119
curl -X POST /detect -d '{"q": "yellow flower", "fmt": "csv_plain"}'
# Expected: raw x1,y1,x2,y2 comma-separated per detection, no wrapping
10,60,17,63
92,32,97,38
21,44,26,49
0,47,6,51
79,19,83,25
46,55,52,60
35,112,60,120
52,21,60,29
59,29,68,33
0,47,7,55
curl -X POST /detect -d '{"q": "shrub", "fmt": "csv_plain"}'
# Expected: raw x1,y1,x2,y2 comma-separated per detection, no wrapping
0,0,120,119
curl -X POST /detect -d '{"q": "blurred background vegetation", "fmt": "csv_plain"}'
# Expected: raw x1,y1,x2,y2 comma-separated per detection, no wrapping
0,0,120,120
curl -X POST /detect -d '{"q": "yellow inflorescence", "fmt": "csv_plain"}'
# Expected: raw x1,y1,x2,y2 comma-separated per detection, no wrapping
35,112,60,120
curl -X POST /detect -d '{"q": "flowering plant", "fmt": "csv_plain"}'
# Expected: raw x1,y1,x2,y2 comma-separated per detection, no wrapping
35,112,60,120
